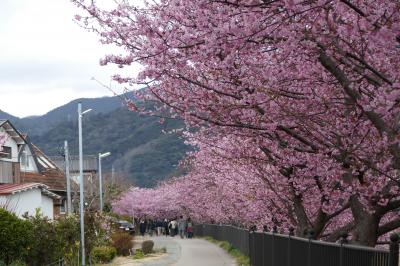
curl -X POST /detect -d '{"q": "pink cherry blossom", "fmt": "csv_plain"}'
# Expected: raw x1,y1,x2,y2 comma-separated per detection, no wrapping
74,0,400,246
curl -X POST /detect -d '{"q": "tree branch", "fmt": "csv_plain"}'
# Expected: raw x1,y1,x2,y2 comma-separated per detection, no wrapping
378,218,400,236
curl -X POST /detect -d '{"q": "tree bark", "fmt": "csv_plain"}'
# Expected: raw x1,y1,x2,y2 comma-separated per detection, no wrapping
350,196,379,246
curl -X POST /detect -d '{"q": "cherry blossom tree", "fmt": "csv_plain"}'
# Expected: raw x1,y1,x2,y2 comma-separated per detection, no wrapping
74,0,400,246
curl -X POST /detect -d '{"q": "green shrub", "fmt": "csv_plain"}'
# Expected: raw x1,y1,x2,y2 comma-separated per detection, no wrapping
111,232,133,256
84,212,107,254
219,241,232,251
27,210,63,266
0,208,33,264
141,240,154,255
133,249,144,259
9,259,27,266
56,215,80,265
91,246,117,263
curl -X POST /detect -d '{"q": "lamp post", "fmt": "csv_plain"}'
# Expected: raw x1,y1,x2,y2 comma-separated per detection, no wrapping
98,152,111,213
64,140,72,214
78,103,92,266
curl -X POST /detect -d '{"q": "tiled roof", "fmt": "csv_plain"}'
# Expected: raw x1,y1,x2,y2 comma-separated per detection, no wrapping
21,171,66,191
31,144,59,170
0,183,61,199
21,144,66,192
50,155,98,172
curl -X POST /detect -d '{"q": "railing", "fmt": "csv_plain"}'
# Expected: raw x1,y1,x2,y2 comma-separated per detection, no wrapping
194,224,400,266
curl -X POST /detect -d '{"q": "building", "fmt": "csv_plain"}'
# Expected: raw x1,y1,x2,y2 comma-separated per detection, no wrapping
0,183,60,218
51,154,98,182
51,154,99,205
0,120,66,218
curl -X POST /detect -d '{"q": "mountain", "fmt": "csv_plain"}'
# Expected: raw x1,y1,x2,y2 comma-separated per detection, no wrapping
0,94,190,187
1,95,190,187
0,110,19,121
29,107,189,187
9,93,132,136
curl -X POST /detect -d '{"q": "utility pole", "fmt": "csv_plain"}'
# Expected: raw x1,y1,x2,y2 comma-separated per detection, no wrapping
78,103,92,266
64,140,72,214
111,164,115,184
98,152,111,213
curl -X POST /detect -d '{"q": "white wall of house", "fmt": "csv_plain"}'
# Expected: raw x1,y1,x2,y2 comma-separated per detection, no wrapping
41,194,53,218
0,188,54,219
20,145,38,172
0,127,18,163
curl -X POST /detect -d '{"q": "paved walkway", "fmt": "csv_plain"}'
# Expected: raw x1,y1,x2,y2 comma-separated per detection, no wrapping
136,236,236,266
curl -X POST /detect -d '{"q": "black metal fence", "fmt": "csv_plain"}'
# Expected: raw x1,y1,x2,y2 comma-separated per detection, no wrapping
194,224,400,266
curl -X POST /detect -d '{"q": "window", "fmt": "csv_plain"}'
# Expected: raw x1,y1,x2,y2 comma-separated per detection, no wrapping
0,146,12,159
21,151,30,167
60,198,66,214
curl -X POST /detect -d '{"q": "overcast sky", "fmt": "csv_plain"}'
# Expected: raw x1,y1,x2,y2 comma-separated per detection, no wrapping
0,0,138,118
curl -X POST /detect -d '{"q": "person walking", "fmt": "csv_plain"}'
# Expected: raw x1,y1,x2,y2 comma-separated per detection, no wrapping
164,218,169,236
178,215,187,239
187,217,194,238
139,219,146,237
156,219,163,236
169,218,178,237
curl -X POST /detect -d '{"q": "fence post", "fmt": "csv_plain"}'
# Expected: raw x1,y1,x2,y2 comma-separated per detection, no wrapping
272,226,277,266
339,233,348,266
389,233,399,266
263,225,268,266
306,229,315,266
287,227,294,266
249,226,255,266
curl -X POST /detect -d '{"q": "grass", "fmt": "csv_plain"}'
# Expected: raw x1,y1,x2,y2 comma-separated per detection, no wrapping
203,236,250,266
133,247,167,260
133,249,145,260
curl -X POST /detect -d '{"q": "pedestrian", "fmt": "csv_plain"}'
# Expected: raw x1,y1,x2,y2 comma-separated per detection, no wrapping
169,218,178,237
151,219,156,236
178,215,187,239
187,217,194,238
139,219,146,237
144,218,149,233
156,219,163,236
148,219,155,236
164,218,169,236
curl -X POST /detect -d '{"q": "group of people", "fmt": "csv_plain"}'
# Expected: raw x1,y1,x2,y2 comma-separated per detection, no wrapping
138,216,194,238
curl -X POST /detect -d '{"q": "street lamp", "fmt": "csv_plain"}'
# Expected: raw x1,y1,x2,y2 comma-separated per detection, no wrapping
78,103,91,266
98,152,111,213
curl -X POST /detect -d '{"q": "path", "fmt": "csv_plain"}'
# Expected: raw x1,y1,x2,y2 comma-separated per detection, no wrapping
136,235,237,266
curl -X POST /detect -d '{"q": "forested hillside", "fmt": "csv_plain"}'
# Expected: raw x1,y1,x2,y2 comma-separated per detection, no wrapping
30,107,189,187
0,95,189,187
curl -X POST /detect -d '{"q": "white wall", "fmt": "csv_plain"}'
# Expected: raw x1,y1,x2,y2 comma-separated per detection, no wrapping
41,194,54,218
0,188,54,219
0,127,18,163
20,145,38,172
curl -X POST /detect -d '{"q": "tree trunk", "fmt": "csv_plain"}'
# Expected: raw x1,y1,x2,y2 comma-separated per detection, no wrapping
350,196,379,246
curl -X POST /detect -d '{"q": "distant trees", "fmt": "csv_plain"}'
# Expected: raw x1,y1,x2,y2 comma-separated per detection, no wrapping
74,0,400,246
31,107,188,187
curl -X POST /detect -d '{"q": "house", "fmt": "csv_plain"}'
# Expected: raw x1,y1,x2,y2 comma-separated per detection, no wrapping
0,120,66,218
51,154,99,203
0,183,60,218
51,154,98,182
